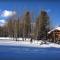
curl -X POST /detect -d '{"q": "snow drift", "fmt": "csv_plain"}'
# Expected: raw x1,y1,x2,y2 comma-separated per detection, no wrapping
0,37,60,48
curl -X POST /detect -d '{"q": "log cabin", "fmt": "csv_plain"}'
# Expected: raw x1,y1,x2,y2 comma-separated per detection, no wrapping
48,26,60,42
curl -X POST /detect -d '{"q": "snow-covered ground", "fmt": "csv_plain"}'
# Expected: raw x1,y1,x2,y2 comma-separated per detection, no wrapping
0,37,60,48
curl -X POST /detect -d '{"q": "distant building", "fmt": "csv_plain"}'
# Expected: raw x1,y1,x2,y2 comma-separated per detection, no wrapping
48,26,60,42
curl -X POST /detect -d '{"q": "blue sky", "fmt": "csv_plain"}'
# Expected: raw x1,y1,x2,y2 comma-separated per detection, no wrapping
0,0,60,27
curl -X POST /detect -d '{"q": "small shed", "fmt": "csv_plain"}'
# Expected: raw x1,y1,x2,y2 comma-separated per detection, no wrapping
48,26,60,42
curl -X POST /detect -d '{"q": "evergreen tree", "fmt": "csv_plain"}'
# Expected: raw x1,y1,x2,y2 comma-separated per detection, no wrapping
23,11,31,38
35,10,50,40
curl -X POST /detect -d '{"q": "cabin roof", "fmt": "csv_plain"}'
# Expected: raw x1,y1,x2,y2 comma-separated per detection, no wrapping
48,26,60,34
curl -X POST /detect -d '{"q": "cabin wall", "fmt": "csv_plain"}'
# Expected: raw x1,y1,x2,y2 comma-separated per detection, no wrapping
48,30,60,42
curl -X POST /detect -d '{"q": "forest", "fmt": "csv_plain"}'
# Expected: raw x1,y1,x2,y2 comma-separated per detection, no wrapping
0,10,51,41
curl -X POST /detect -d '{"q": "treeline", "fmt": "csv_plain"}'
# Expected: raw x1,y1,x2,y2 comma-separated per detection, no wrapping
0,10,51,40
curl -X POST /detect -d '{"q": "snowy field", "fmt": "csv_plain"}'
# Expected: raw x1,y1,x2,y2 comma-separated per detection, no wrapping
0,37,60,48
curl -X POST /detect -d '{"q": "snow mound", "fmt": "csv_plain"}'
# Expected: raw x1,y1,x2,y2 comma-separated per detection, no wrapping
0,37,60,48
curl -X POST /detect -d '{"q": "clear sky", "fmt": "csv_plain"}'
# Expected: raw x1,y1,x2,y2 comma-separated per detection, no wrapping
0,0,60,27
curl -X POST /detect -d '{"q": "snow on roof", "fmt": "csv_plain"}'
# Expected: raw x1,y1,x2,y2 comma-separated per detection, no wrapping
48,26,60,34
55,27,60,30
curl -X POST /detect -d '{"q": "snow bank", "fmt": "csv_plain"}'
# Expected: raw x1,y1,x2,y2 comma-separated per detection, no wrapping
0,37,11,40
0,40,60,48
0,37,60,48
0,37,31,41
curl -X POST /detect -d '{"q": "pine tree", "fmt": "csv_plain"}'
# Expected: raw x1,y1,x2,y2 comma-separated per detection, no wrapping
35,10,50,40
23,11,31,39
